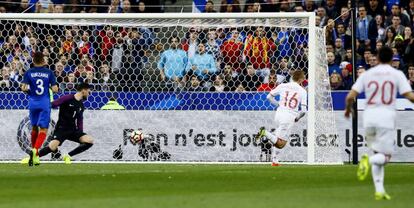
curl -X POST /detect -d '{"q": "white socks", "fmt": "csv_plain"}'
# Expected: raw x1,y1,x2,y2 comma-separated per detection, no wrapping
264,130,277,144
369,153,386,194
271,146,280,163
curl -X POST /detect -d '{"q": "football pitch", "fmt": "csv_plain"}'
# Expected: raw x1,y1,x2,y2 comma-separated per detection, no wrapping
0,164,412,208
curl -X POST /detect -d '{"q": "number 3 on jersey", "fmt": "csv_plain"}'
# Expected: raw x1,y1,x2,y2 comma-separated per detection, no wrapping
35,79,44,95
367,81,394,105
283,92,298,109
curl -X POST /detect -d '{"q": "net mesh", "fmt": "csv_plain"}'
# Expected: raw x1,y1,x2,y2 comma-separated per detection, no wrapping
0,14,341,163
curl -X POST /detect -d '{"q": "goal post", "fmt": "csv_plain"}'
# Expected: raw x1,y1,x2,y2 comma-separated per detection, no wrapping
0,12,341,164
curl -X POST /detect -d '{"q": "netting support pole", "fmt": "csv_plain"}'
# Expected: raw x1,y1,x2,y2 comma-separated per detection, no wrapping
351,0,359,165
307,13,316,164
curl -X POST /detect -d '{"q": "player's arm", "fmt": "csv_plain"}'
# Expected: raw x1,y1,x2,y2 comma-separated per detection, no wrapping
50,85,59,93
51,94,74,108
77,113,83,131
295,91,307,122
20,83,29,92
397,71,414,103
402,91,414,103
267,87,280,107
344,90,359,118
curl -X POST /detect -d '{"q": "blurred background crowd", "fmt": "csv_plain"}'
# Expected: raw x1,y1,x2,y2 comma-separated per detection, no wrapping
0,0,414,92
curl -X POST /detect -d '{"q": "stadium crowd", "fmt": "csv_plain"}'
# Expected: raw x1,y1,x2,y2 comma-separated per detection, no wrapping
0,0,414,92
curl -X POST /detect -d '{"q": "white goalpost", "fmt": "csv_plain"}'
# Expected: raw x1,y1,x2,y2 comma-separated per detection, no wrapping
0,13,341,164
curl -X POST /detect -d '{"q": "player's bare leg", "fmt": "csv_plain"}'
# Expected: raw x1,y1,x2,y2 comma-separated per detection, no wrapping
64,135,94,164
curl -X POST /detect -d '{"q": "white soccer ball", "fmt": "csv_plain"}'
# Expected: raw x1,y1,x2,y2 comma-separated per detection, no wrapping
130,130,143,144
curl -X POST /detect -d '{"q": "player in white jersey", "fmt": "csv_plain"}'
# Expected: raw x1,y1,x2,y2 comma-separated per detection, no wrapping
256,70,307,166
345,46,414,200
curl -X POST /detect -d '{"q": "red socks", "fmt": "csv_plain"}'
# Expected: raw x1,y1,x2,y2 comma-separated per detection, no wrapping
34,132,47,152
31,130,38,148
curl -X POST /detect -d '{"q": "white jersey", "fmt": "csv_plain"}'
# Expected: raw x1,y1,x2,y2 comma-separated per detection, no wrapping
352,64,412,129
269,82,307,114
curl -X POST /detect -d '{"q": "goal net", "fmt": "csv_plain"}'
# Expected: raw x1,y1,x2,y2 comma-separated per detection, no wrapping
0,13,341,164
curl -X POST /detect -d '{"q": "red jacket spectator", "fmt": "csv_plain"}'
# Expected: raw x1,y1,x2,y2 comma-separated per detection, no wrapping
243,27,276,69
221,29,243,72
99,28,116,60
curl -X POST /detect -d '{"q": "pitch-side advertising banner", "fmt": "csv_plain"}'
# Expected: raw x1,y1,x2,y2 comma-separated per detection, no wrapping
0,110,413,162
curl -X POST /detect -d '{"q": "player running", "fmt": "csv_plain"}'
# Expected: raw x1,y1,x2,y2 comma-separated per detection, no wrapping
345,46,414,200
21,52,58,166
37,82,94,164
256,70,307,166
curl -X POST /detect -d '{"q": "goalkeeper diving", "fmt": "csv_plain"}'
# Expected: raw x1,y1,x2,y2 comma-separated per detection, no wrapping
256,70,307,165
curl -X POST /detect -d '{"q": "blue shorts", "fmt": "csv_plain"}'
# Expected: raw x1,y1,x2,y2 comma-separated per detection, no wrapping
29,102,51,129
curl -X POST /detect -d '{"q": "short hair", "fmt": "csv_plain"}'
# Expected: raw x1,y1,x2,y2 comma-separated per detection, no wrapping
292,70,305,82
377,46,393,63
169,36,180,43
33,52,45,65
76,82,91,91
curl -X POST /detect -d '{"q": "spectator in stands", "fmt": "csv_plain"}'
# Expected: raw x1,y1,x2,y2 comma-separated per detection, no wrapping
278,0,290,12
186,75,204,91
243,26,276,78
77,31,94,59
330,71,344,90
210,74,229,92
325,0,338,19
99,26,116,62
9,59,24,83
257,73,277,92
407,64,414,88
205,29,222,64
366,0,384,17
108,0,121,13
356,5,372,48
273,20,292,58
386,4,410,27
408,0,414,20
204,0,216,13
368,54,379,67
222,64,238,90
60,30,75,57
334,39,346,62
187,42,217,84
325,19,336,45
0,67,17,90
75,56,95,77
357,65,366,78
386,15,405,36
340,63,352,90
368,14,386,49
97,63,118,91
111,32,126,73
221,28,243,73
182,28,200,59
121,0,132,13
53,4,64,13
336,23,351,49
234,83,246,92
304,0,316,12
392,55,402,70
275,57,291,83
328,51,340,75
220,0,243,12
384,27,397,47
336,7,350,28
15,0,31,13
63,72,76,91
82,71,99,86
317,6,328,26
54,61,66,83
158,36,188,84
237,64,261,91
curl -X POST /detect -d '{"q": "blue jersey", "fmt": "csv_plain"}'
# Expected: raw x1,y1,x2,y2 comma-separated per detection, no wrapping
22,66,56,104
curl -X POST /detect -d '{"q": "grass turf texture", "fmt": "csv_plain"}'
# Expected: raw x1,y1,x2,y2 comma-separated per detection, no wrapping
0,164,412,208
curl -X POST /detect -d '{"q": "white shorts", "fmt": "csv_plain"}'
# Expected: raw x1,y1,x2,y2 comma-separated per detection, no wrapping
365,127,396,155
274,110,296,141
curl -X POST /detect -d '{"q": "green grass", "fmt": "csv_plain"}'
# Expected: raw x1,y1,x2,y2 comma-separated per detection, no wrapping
0,164,413,208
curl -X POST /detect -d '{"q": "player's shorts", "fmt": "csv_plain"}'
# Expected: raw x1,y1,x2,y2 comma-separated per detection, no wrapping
52,128,87,145
274,110,296,141
365,127,395,155
29,106,51,129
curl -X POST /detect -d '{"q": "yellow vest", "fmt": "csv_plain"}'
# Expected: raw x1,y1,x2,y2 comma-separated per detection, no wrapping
101,101,125,110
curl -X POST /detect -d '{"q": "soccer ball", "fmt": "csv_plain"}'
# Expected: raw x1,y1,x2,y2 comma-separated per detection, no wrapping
130,130,143,144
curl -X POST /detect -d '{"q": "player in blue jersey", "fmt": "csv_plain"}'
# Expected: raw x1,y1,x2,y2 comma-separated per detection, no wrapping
21,52,59,166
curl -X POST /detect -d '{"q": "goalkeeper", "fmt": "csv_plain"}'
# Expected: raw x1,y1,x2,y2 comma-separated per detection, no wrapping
37,83,94,164
255,71,307,166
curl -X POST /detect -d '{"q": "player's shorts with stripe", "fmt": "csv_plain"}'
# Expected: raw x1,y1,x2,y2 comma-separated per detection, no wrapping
365,127,395,155
52,128,87,144
274,110,296,141
29,101,51,129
